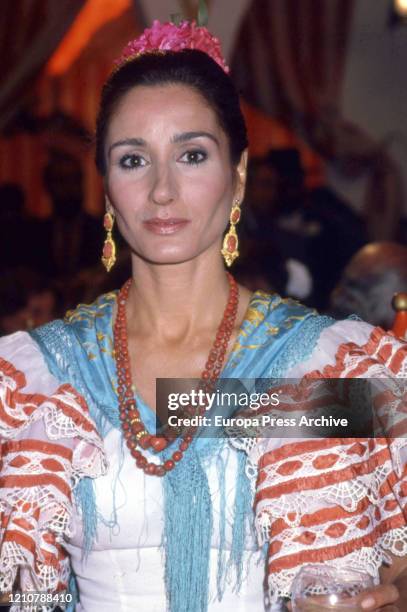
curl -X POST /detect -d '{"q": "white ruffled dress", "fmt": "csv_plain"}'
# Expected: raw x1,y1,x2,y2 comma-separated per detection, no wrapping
1,317,407,611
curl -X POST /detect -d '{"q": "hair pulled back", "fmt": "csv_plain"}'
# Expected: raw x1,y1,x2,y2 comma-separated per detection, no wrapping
95,49,248,175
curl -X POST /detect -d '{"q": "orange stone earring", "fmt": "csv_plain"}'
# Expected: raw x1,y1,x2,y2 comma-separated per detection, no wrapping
101,211,116,272
221,200,241,267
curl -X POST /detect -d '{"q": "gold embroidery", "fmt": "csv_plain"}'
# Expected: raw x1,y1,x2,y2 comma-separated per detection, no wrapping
283,314,307,329
265,324,280,335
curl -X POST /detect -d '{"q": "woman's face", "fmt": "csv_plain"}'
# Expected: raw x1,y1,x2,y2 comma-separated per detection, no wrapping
105,83,246,265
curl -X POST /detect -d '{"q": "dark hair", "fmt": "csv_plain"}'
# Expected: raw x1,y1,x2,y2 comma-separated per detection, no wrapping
95,49,248,175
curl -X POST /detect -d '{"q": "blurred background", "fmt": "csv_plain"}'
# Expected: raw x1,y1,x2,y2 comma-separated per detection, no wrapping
1,0,407,335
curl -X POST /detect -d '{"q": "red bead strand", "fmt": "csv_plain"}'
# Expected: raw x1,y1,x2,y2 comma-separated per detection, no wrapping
113,273,239,477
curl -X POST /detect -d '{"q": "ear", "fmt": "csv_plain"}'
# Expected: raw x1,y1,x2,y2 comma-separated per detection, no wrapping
105,194,114,214
234,149,248,203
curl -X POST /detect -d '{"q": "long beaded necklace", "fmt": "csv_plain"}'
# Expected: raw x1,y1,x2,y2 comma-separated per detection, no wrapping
114,273,239,477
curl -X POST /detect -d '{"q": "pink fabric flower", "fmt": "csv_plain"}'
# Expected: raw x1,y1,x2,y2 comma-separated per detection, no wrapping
115,20,229,73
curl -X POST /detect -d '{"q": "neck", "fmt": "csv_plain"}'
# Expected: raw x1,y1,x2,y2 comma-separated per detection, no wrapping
126,254,231,340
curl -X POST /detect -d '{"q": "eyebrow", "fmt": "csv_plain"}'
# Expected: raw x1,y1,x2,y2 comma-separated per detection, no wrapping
108,131,219,156
171,131,219,146
108,138,146,156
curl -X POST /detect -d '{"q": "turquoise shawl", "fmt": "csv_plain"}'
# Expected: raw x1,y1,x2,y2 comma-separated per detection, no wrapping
31,289,334,611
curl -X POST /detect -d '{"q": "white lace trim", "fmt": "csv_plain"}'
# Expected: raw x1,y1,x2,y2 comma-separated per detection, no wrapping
265,530,407,604
0,356,107,604
230,323,407,606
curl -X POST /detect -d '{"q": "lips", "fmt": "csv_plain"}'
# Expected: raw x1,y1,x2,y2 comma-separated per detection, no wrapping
142,218,191,235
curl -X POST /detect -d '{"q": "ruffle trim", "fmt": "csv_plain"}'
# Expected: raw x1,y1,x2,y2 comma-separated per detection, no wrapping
245,325,407,604
0,356,107,599
308,325,407,379
264,531,407,604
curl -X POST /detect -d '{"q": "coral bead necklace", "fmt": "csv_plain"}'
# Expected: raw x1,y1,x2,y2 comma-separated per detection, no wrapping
114,273,239,477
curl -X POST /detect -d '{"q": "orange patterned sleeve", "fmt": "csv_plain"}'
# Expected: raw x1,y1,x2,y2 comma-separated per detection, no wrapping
0,335,107,600
252,324,407,607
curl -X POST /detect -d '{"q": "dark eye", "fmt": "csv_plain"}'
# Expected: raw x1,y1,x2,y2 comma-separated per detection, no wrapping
119,154,147,169
180,150,207,165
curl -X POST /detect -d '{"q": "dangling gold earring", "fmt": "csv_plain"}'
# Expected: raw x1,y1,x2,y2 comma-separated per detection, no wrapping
101,210,116,272
221,200,241,267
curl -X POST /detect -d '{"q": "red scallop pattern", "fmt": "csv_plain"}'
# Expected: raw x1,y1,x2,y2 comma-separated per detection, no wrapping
324,522,347,538
346,442,367,457
40,459,64,472
294,531,317,545
277,460,303,475
356,516,370,530
312,453,340,470
8,455,31,468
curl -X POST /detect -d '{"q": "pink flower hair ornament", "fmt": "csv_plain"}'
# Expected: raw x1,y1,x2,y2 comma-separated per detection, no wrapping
114,20,229,73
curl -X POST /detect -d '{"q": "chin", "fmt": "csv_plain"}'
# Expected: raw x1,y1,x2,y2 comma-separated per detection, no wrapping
134,246,198,266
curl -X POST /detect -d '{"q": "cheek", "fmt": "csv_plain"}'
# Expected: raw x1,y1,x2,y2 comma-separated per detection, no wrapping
186,167,233,222
107,173,146,216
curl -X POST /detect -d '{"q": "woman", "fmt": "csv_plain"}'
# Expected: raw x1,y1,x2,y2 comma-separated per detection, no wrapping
1,20,407,612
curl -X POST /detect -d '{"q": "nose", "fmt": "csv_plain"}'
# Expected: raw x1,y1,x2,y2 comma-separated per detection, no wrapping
150,162,176,206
